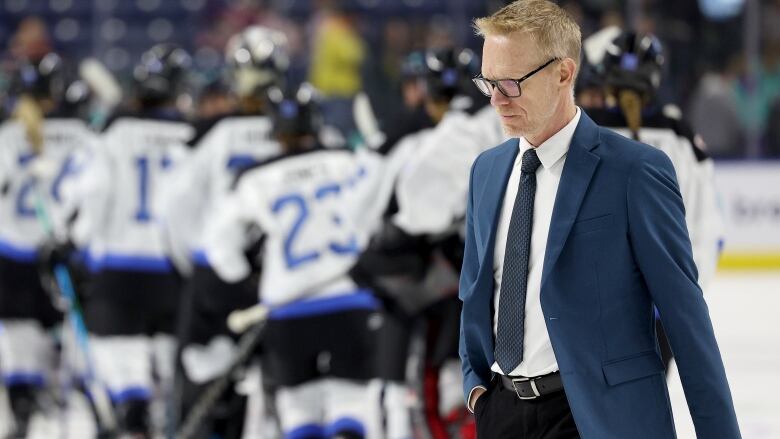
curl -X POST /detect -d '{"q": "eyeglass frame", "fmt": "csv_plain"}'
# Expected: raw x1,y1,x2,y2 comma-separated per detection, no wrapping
472,58,560,98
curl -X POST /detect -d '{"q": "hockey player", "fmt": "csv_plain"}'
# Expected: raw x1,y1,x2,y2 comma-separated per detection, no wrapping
161,25,289,437
202,82,380,439
71,44,193,436
370,51,436,155
578,28,724,370
347,51,440,439
163,25,288,276
351,47,497,439
395,47,509,439
0,53,98,436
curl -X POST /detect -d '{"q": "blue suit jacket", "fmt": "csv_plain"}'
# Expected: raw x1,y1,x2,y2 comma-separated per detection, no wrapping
459,111,740,438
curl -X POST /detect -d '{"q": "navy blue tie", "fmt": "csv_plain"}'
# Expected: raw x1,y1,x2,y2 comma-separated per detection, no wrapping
494,147,542,374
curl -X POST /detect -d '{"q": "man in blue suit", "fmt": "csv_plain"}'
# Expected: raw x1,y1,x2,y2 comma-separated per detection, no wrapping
460,1,741,438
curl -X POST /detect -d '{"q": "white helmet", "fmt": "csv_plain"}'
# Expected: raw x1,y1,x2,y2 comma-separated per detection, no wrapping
225,25,289,98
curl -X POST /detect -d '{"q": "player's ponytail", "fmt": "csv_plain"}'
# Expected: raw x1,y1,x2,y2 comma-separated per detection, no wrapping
617,89,643,141
13,94,45,155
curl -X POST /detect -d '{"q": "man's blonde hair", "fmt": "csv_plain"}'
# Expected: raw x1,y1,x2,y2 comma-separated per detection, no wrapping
474,0,581,70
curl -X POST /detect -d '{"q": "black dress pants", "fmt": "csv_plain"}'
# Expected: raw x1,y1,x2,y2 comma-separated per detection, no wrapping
473,379,580,439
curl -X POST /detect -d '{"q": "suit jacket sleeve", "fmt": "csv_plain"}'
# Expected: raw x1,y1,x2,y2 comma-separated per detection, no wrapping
626,148,740,438
459,153,489,403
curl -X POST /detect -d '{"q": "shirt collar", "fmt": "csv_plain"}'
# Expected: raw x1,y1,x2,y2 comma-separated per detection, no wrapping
518,107,581,170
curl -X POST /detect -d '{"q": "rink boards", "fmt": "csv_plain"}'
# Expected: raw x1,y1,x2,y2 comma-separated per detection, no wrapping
714,161,780,270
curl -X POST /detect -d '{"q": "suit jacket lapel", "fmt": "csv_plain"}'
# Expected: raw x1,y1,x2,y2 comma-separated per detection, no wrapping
542,112,602,288
476,139,519,270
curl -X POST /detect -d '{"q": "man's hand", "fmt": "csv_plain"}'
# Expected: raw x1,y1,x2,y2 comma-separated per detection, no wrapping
469,386,487,412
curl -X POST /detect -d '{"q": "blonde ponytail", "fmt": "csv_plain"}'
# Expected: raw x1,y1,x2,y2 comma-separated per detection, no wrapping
617,89,643,141
13,94,45,154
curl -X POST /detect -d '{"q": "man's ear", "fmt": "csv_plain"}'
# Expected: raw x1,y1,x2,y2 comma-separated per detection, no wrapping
559,58,577,87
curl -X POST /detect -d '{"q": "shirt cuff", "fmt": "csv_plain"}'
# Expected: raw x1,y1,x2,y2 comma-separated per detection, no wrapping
467,385,488,413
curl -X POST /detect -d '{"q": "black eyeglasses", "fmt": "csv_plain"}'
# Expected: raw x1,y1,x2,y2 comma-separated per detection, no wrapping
472,58,559,98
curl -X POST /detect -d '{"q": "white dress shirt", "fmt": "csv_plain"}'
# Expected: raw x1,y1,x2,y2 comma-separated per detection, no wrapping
466,108,582,412
491,108,581,377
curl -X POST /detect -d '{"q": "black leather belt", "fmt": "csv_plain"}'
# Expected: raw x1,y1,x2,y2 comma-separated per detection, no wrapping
499,371,563,400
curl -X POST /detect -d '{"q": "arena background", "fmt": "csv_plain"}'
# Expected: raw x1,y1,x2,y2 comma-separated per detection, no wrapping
0,0,778,437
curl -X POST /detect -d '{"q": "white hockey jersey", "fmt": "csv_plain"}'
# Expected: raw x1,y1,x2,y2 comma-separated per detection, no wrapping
356,126,434,239
203,147,376,307
74,117,193,273
0,118,97,263
161,115,280,274
393,106,506,236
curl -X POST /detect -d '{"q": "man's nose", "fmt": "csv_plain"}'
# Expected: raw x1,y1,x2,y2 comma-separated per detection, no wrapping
490,87,509,106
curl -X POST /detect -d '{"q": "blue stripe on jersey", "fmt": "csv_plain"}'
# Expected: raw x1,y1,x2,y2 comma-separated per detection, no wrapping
226,155,257,173
267,290,379,320
286,424,324,439
74,248,88,263
17,153,35,166
325,417,365,438
191,249,211,267
3,372,46,387
86,252,174,273
0,239,38,263
108,386,151,404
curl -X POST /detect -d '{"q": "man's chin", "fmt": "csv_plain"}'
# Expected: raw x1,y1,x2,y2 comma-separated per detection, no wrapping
501,123,525,138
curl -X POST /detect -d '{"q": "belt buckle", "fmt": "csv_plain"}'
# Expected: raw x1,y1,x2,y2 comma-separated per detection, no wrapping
511,376,541,400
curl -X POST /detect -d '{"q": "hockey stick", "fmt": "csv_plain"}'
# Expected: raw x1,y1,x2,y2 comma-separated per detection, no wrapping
31,191,117,433
227,304,269,334
176,304,269,439
353,92,386,150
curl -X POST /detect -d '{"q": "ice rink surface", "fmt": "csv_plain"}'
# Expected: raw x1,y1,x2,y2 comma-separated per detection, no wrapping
3,271,779,438
668,271,780,439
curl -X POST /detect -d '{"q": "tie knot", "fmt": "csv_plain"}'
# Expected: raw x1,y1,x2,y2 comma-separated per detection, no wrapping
521,148,542,174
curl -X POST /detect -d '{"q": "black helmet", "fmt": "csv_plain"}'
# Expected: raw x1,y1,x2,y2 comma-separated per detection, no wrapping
600,30,665,96
422,47,480,101
56,78,92,119
13,53,67,102
266,82,322,140
578,26,621,93
225,25,289,98
133,44,191,103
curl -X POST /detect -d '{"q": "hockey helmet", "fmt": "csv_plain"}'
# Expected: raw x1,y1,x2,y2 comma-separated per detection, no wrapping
12,52,67,102
133,44,192,103
225,25,289,98
600,30,665,96
422,47,480,101
266,82,323,140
